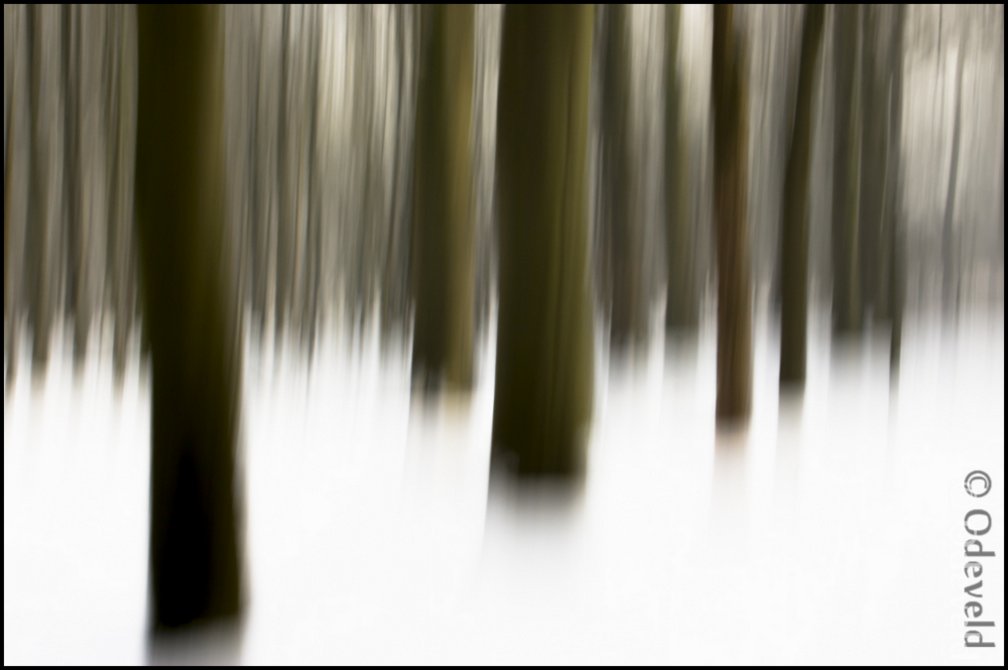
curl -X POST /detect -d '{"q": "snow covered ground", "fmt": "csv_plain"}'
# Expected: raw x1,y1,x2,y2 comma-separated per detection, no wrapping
5,301,1004,664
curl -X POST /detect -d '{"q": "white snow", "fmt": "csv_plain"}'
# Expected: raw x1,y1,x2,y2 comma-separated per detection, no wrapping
4,301,1004,664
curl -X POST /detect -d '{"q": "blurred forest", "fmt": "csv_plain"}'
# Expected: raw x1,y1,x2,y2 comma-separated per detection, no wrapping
3,3,1004,634
5,5,1004,384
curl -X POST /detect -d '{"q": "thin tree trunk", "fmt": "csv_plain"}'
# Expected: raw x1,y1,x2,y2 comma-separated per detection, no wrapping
942,37,965,317
26,5,53,372
135,5,243,630
831,4,861,335
712,5,753,424
411,4,475,392
491,4,595,477
275,5,291,341
872,10,894,323
887,5,906,372
305,5,322,359
5,6,21,387
382,5,411,344
107,5,131,382
664,4,698,333
858,6,885,325
349,6,373,335
779,5,825,387
63,5,87,367
598,4,647,353
251,7,267,338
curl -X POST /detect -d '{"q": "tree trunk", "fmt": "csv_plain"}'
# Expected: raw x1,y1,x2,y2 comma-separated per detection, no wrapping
857,6,885,326
712,5,752,424
942,37,965,317
382,6,415,346
251,7,268,338
106,5,135,382
598,4,647,353
5,5,23,387
275,5,291,341
135,5,243,631
491,4,595,477
411,4,476,392
305,5,322,359
886,5,906,372
351,6,378,335
779,5,825,387
831,5,861,335
62,5,87,367
381,5,411,345
26,5,54,372
664,4,698,333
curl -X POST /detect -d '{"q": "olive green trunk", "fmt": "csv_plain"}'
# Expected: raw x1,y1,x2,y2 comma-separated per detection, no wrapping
779,5,825,387
411,4,476,392
491,4,595,477
712,5,752,424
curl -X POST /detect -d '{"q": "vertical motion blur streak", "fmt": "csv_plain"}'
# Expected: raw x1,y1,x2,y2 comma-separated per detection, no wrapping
2,4,1004,664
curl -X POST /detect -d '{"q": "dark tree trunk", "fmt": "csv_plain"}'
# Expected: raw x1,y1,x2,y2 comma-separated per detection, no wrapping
491,4,595,477
779,5,825,387
411,4,476,392
26,5,53,372
831,4,862,335
62,5,87,367
135,5,243,631
712,4,753,425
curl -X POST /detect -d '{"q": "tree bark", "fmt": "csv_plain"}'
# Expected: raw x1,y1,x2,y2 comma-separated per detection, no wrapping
491,4,595,477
